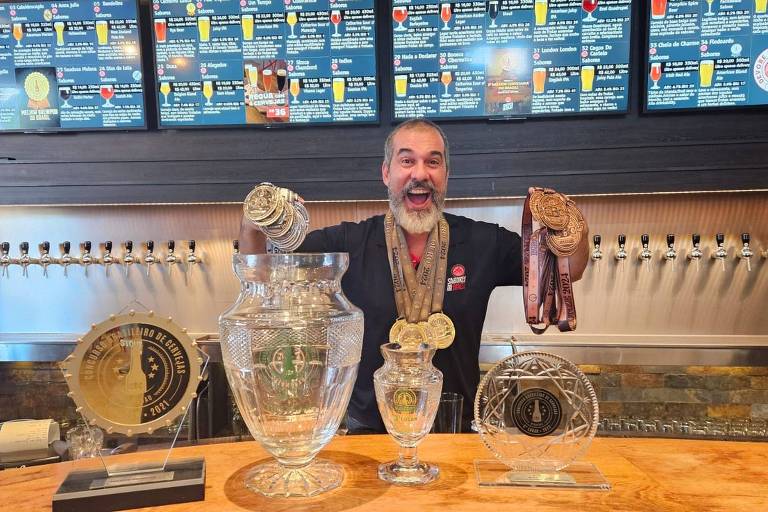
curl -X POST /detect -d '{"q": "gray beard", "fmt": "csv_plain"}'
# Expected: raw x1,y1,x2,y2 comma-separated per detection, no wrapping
388,187,445,235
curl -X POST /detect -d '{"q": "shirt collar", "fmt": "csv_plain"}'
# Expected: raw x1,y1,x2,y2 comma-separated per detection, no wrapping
375,212,466,247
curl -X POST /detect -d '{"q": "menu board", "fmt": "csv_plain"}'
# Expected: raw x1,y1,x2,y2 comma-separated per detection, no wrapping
152,0,378,127
0,0,146,131
391,0,632,119
646,0,768,111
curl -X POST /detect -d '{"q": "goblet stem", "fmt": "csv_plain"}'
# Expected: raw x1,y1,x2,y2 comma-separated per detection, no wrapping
398,445,418,467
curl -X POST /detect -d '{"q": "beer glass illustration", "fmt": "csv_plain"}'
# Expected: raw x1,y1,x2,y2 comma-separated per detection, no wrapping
488,1,499,28
534,0,548,26
330,10,342,36
276,69,287,92
392,6,408,31
582,0,598,21
54,21,65,46
758,0,768,14
286,12,298,38
160,82,171,106
289,78,301,102
699,59,714,87
395,74,408,97
651,0,667,19
198,16,210,42
242,14,254,40
533,67,547,94
581,65,595,92
704,0,715,16
440,71,452,97
649,62,662,89
333,77,345,102
12,23,23,47
59,87,71,108
100,84,114,107
154,19,167,43
262,68,274,92
440,3,452,29
203,80,214,105
246,65,259,89
96,20,109,45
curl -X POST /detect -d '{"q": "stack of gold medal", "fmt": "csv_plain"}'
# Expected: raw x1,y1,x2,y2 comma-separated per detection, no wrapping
384,212,456,350
528,188,586,257
243,182,309,253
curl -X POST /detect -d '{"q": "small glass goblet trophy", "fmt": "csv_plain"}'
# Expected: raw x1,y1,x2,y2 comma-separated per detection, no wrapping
374,342,443,485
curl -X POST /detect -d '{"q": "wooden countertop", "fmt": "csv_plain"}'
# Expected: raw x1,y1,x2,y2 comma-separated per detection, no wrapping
1,435,766,512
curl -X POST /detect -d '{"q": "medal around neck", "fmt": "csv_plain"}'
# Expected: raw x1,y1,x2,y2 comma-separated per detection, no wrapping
473,351,609,490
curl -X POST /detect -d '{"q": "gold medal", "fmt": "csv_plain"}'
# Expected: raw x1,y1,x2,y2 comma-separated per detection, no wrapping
396,322,428,348
389,318,407,343
257,194,285,227
529,188,569,231
244,183,278,223
427,312,455,349
546,202,586,257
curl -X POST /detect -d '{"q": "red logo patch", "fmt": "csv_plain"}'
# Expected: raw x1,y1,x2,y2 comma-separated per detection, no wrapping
451,264,465,277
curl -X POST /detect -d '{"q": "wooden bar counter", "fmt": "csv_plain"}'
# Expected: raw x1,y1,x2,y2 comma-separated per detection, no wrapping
1,434,766,512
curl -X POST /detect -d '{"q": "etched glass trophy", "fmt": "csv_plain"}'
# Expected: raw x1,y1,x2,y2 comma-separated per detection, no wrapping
474,351,609,489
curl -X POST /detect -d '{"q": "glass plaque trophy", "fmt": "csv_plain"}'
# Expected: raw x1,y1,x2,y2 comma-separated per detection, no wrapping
474,351,609,489
54,309,208,511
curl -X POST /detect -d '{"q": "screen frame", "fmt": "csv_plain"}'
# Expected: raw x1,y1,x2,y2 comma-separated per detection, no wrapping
150,1,381,130
0,0,149,133
389,0,636,122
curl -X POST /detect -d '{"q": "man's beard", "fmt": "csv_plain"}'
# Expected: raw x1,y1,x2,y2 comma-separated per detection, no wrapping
388,180,446,234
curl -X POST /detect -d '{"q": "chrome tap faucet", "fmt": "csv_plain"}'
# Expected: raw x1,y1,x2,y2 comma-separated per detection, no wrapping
591,235,602,272
712,233,727,272
18,242,31,277
687,233,703,272
102,241,114,276
664,234,677,269
738,233,753,272
38,241,52,277
165,240,178,275
186,240,199,267
615,234,627,270
60,241,73,277
1,242,11,277
80,241,93,277
144,240,156,276
123,240,135,276
638,234,652,272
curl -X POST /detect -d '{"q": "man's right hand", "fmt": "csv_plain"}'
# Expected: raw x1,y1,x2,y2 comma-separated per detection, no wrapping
239,216,267,254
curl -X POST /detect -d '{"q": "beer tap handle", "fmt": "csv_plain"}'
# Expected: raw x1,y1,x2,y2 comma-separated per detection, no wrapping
593,234,601,246
666,234,675,247
42,241,50,253
742,233,750,245
692,233,700,246
641,234,649,247
618,234,626,246
233,239,240,254
126,240,133,253
83,240,91,253
740,233,753,272
147,240,154,253
20,242,29,277
189,240,196,252
20,241,29,254
168,240,175,253
716,233,724,247
105,240,113,253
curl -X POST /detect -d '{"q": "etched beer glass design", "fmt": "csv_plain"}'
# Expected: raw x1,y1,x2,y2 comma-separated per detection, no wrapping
488,1,499,27
242,14,254,40
440,71,452,97
757,0,768,14
59,87,71,107
393,6,408,31
699,59,714,87
330,10,342,36
289,78,301,101
96,20,108,45
333,77,345,102
262,68,274,92
582,0,598,21
54,21,65,46
286,12,298,38
649,62,662,89
13,23,23,47
395,74,408,97
534,0,548,26
154,19,167,43
440,3,452,29
160,82,171,106
197,16,210,42
203,80,214,105
219,253,364,497
704,0,715,15
100,84,114,107
533,67,547,94
580,65,595,92
247,65,259,89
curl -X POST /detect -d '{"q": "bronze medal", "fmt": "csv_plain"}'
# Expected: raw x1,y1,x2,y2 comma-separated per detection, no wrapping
396,322,428,348
529,188,569,231
546,202,586,257
427,312,455,349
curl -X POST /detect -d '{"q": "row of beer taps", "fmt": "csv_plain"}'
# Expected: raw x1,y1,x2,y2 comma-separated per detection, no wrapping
0,240,212,278
591,233,764,272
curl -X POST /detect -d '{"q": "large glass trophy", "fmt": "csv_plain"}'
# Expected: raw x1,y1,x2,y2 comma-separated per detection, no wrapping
474,351,609,489
55,309,208,511
219,252,364,497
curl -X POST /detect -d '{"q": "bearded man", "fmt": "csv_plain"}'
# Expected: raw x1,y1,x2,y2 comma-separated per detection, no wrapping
240,118,589,433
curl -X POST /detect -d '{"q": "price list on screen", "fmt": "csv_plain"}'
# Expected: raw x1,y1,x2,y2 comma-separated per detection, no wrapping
152,0,378,127
646,0,768,110
391,0,632,119
0,0,146,131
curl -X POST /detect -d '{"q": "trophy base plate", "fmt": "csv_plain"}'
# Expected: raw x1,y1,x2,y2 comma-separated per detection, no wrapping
474,460,610,490
52,457,205,512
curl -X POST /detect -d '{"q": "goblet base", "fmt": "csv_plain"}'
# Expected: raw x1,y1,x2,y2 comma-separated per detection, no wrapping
378,459,439,485
244,458,343,497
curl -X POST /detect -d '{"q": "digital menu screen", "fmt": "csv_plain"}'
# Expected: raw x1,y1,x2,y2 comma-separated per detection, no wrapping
152,0,378,127
0,0,146,131
391,0,632,119
646,0,768,111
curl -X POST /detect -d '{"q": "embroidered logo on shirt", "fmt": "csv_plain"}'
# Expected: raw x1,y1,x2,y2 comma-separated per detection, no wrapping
447,264,466,291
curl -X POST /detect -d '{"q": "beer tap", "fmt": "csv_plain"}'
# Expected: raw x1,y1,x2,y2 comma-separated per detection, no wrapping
591,235,602,272
738,233,753,272
687,233,703,272
60,241,73,277
638,234,652,272
144,240,156,276
186,240,199,268
18,242,31,277
102,241,114,276
233,239,240,255
712,233,727,272
80,241,93,277
664,234,677,270
615,234,627,271
123,241,135,276
165,240,178,275
38,241,52,277
1,242,11,277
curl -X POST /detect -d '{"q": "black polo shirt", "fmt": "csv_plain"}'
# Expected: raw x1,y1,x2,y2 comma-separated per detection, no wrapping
299,212,522,432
